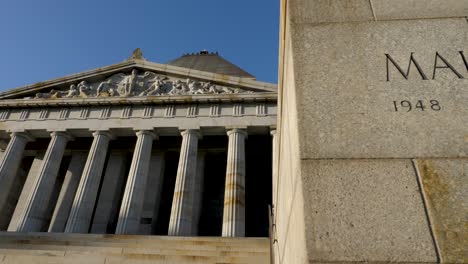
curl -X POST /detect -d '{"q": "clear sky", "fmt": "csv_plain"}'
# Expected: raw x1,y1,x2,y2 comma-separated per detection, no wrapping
0,0,279,91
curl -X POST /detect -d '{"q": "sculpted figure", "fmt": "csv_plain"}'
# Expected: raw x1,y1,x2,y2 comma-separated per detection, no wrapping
65,84,79,98
206,82,221,94
120,70,158,96
35,91,54,99
142,76,167,96
169,80,188,95
191,80,206,94
96,70,159,97
122,69,138,96
201,82,215,93
168,80,180,94
108,87,118,97
96,79,113,97
99,73,126,96
187,79,203,94
187,79,196,94
220,86,234,93
78,81,91,97
181,79,190,94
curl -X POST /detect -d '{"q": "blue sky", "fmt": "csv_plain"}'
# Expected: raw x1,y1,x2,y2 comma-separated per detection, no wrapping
0,0,279,91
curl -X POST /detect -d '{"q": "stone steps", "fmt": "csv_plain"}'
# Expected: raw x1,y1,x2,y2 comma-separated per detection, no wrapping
0,232,270,264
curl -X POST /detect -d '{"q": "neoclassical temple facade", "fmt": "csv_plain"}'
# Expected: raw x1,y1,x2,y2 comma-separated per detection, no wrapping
0,50,276,263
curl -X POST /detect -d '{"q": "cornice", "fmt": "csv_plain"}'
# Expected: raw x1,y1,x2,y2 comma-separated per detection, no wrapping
0,92,277,108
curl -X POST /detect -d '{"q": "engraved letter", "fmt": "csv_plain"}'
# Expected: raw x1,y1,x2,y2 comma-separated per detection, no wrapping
385,53,428,81
460,51,468,72
433,52,464,79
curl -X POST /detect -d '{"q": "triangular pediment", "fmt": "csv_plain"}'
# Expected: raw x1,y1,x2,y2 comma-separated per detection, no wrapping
0,59,276,101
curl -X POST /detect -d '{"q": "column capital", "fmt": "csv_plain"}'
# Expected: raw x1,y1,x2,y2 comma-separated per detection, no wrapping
9,131,35,142
270,129,277,136
226,128,248,137
50,131,75,141
135,130,158,140
91,130,115,140
180,129,202,138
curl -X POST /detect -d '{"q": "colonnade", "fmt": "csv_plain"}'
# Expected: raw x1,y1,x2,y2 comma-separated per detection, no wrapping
0,128,276,237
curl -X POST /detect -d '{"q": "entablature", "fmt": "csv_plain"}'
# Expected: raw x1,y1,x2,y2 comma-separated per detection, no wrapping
0,93,277,108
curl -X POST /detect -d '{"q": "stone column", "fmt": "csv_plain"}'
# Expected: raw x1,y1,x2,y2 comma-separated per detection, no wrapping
168,129,200,236
65,131,113,233
222,128,247,237
13,132,73,232
142,152,165,235
48,151,87,232
8,152,45,231
271,129,278,207
0,132,34,215
90,151,128,234
115,130,156,235
192,152,205,235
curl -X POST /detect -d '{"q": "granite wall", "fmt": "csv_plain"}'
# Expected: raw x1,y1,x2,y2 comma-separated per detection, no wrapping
275,0,467,263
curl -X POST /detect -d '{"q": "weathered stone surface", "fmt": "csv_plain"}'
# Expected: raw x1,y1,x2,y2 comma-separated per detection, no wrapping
140,152,165,235
65,131,112,233
49,151,87,233
90,151,127,234
292,18,468,159
275,28,308,264
222,129,247,237
372,0,468,21
0,98,277,134
168,129,200,236
0,132,33,217
14,132,72,232
415,159,468,263
288,0,467,24
0,232,269,264
301,159,437,262
115,130,156,235
288,0,374,24
8,152,44,231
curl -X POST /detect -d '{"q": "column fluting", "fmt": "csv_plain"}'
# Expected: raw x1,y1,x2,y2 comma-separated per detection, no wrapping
168,129,200,236
65,131,112,233
0,132,34,217
14,131,73,232
48,151,87,232
115,130,156,234
192,152,205,235
222,128,247,237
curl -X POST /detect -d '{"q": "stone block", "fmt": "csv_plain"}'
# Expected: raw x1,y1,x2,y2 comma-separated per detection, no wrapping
65,245,123,255
300,159,437,262
415,158,468,263
0,233,270,263
3,255,64,264
0,248,65,257
291,18,468,159
372,0,468,21
7,153,44,231
105,255,166,264
289,0,374,24
62,254,105,264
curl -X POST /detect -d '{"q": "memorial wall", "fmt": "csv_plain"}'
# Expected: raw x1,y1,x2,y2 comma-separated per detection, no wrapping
275,0,467,263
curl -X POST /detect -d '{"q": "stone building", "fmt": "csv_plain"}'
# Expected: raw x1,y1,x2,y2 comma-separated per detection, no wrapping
1,1,466,264
0,50,276,263
276,0,467,263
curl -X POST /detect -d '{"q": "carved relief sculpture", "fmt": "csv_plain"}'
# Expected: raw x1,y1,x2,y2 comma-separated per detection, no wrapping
27,69,251,99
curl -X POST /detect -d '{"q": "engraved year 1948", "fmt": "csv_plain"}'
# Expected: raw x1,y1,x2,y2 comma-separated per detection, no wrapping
392,100,441,112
